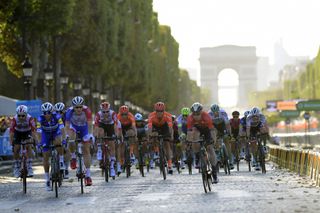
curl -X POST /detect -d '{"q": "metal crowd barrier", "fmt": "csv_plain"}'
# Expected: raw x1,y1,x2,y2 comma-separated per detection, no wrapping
269,146,320,186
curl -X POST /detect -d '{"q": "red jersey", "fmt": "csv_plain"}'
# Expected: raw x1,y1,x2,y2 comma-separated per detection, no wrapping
229,118,240,130
187,111,213,130
148,111,173,129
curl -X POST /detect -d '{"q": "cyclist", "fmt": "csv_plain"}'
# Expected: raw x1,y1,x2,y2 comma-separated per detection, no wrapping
37,102,66,191
229,111,240,164
135,113,150,168
187,102,218,183
171,115,182,170
176,107,190,169
239,110,250,159
208,104,233,169
93,101,122,177
54,102,70,179
117,105,137,168
9,105,37,178
246,107,268,170
148,102,174,174
66,96,94,186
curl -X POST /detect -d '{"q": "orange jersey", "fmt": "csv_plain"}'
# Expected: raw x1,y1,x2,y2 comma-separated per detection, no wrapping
148,111,172,129
117,112,135,128
187,111,213,130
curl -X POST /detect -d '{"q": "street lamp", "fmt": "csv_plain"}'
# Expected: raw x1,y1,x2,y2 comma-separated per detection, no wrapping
60,73,69,102
92,90,100,112
22,56,32,100
82,87,90,96
73,80,82,96
44,63,53,102
100,92,107,101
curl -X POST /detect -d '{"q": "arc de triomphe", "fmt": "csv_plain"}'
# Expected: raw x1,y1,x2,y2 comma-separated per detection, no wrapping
199,45,257,107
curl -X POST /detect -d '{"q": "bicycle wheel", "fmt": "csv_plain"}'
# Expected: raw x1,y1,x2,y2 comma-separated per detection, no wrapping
259,145,266,174
139,148,144,177
235,143,240,171
222,145,230,175
125,144,131,178
22,159,27,194
160,148,166,180
200,157,209,193
78,157,84,194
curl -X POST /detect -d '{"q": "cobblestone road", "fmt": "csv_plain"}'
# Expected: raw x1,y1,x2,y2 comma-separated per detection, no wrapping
1,160,320,213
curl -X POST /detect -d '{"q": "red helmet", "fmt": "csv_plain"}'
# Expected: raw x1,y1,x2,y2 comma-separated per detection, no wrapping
119,105,129,114
100,102,110,111
154,102,165,111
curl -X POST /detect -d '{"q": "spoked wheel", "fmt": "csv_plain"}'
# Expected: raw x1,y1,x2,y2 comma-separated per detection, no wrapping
78,158,84,194
104,164,109,182
159,150,166,180
259,146,266,174
200,159,211,193
222,145,230,175
22,161,27,194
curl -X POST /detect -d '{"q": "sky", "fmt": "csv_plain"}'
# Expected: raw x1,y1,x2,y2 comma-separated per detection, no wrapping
153,0,320,83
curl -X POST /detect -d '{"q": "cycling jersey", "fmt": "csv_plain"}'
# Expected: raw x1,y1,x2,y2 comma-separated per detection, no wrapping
246,114,266,128
118,112,135,130
136,120,148,139
208,110,230,135
37,112,64,152
229,118,240,138
94,110,121,137
176,114,188,134
66,105,92,141
148,111,173,129
10,114,36,144
10,114,35,133
187,111,213,130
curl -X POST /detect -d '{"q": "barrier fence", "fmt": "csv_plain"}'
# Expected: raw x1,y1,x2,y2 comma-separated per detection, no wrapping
269,146,320,186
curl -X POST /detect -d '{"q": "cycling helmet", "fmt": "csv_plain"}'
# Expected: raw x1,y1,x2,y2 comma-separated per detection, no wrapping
72,96,84,106
16,105,28,115
154,102,165,111
251,107,260,116
41,102,53,112
100,102,110,111
210,104,220,112
119,105,129,114
135,113,143,121
232,111,240,116
244,110,250,117
54,102,65,112
190,102,203,113
181,107,191,116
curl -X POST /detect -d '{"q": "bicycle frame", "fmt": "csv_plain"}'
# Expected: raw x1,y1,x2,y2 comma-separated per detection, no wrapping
19,138,33,194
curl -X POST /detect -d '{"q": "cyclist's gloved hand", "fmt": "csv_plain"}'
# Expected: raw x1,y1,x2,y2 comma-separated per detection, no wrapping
179,133,186,141
36,143,42,153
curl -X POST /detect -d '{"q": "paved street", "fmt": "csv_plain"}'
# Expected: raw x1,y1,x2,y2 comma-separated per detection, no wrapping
1,160,320,213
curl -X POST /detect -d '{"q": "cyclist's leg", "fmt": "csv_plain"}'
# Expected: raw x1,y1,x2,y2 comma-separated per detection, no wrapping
53,135,65,169
41,134,51,190
189,128,200,168
67,126,77,169
224,135,234,167
12,133,21,177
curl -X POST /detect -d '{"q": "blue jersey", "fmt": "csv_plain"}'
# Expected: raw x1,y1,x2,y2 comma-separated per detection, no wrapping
37,112,64,152
176,114,188,134
37,112,64,135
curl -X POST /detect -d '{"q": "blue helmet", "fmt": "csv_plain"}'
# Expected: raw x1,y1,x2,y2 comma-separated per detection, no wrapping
135,113,143,121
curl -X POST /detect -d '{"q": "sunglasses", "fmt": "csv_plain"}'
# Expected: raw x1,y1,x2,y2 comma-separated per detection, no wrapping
193,112,201,116
102,111,109,114
75,106,83,109
18,115,26,118
156,110,164,113
44,111,51,115
121,113,128,116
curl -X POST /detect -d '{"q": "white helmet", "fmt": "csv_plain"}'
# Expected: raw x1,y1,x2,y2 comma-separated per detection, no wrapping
41,102,53,112
54,102,65,112
244,110,250,117
72,96,84,106
251,107,260,116
191,102,203,113
16,105,28,115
